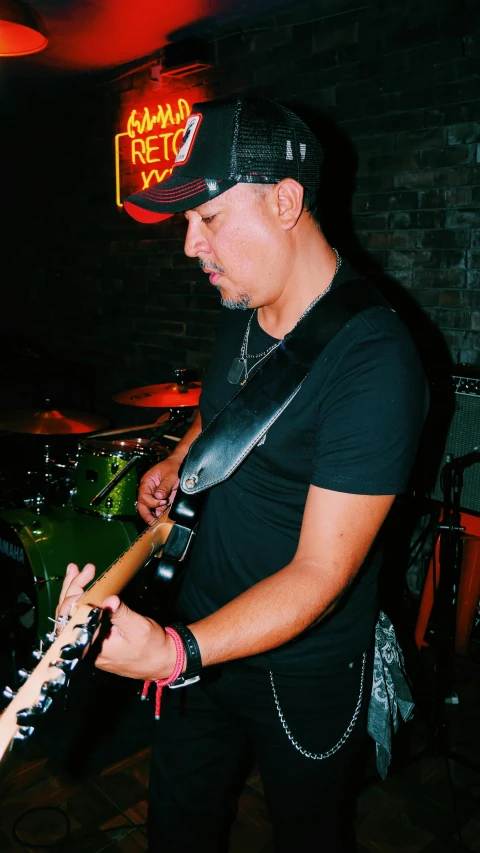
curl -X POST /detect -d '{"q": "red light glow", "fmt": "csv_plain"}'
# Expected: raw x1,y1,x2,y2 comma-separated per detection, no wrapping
40,0,219,71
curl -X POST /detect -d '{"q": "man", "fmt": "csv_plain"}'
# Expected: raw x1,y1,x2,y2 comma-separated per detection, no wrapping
59,97,428,851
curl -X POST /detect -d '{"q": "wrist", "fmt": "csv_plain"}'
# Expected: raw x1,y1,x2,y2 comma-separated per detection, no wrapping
167,622,202,687
162,630,179,680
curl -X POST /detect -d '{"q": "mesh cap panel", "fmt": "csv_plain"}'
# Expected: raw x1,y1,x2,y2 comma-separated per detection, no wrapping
231,98,323,189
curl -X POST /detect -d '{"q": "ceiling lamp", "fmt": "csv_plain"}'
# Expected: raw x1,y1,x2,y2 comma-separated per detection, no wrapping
0,0,48,57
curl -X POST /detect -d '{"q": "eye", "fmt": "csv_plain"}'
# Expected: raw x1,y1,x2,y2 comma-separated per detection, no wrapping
202,215,215,224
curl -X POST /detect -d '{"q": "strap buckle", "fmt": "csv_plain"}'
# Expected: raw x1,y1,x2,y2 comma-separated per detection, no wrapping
168,675,201,689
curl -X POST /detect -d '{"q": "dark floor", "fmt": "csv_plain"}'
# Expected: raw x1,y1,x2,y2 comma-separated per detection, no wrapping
0,643,479,853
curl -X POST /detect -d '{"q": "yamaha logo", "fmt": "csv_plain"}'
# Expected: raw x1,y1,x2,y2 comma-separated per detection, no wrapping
0,538,25,563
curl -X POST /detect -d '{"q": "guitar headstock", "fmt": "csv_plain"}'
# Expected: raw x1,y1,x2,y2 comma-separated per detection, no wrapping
0,605,102,756
0,515,173,763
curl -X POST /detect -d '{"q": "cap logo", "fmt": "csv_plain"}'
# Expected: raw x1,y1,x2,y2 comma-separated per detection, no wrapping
206,179,219,193
175,113,202,164
286,140,307,162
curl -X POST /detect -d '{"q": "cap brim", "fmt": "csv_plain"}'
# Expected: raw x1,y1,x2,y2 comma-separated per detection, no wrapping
123,204,173,224
123,169,237,222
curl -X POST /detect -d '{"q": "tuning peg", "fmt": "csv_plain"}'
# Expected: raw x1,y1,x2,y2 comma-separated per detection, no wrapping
86,607,102,630
50,658,79,674
60,624,95,661
16,697,52,727
3,686,16,701
44,615,69,646
13,725,35,741
43,669,67,694
32,641,44,661
59,643,84,661
17,668,32,682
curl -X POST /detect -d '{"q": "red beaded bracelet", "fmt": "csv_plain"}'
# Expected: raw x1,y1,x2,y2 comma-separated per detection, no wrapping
141,626,185,719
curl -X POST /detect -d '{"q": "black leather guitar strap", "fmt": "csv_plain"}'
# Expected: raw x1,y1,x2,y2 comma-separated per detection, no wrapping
179,277,388,496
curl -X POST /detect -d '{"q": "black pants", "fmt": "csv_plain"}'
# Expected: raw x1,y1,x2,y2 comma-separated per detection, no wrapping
148,649,373,853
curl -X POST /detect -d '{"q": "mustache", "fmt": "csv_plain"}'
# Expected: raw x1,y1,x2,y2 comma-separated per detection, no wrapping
198,259,226,274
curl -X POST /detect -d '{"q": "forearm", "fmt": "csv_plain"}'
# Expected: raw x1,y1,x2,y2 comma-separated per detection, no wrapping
188,557,344,667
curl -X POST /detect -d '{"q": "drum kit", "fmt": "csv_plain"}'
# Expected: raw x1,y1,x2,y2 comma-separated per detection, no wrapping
0,374,201,686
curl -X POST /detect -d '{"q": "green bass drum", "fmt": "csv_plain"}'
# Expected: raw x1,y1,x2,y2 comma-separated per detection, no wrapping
0,506,138,662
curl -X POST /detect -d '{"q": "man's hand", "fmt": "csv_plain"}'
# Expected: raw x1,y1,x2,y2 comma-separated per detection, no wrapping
137,411,203,524
137,459,181,524
56,563,178,681
56,561,96,622
95,596,177,681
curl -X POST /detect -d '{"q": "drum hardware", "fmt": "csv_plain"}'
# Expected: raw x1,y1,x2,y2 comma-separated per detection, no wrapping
71,436,169,519
24,489,48,515
95,421,166,438
94,421,183,445
88,412,176,510
34,575,64,589
86,411,186,513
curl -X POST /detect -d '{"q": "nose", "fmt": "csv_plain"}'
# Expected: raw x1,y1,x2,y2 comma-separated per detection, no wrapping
184,217,211,259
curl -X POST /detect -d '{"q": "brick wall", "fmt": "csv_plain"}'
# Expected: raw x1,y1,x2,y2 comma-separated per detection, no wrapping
6,0,480,419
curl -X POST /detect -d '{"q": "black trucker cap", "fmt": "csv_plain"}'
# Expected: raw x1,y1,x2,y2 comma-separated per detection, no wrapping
123,95,324,223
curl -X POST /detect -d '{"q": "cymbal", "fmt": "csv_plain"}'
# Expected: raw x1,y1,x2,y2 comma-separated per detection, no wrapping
113,382,201,408
0,409,110,435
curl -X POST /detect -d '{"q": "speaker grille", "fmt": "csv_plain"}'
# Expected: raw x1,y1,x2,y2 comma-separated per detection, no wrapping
431,380,480,513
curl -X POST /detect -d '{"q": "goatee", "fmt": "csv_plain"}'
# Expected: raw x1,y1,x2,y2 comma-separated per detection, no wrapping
220,296,250,310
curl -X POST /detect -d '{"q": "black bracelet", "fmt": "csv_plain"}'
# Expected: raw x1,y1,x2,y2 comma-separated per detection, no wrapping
168,622,202,687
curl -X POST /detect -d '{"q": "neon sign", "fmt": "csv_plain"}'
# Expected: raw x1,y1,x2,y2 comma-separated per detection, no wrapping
115,98,192,207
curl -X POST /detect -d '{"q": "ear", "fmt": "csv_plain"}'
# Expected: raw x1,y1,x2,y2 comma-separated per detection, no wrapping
275,179,304,230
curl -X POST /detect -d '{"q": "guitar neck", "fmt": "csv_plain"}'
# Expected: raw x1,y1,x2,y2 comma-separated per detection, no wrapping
0,517,172,763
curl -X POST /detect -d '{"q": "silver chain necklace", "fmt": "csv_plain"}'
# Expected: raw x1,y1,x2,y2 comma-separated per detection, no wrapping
227,248,342,385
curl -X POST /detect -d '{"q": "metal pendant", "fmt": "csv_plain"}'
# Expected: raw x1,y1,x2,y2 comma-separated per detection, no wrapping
227,357,246,385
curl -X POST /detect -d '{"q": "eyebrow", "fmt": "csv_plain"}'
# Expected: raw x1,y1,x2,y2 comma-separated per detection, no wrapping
185,203,218,219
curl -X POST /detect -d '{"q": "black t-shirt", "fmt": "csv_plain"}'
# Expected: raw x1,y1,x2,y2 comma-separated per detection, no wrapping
177,265,428,672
